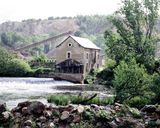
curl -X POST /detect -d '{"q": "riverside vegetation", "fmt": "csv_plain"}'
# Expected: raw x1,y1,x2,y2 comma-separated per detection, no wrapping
0,0,160,127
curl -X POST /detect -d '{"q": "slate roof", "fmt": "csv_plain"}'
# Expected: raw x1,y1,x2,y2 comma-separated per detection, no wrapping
57,35,101,50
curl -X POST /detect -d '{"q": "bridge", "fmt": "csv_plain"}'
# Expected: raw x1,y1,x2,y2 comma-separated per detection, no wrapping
15,31,72,52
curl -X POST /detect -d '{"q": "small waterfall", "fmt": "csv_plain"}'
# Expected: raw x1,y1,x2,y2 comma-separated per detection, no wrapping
0,77,73,109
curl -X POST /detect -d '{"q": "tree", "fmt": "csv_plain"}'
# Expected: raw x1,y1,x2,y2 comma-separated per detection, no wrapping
113,59,153,105
104,0,160,71
0,47,14,75
7,59,32,76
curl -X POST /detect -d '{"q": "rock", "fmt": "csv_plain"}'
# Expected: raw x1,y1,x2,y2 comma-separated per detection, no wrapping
49,122,55,128
44,110,52,118
24,126,32,128
54,118,59,123
65,104,75,112
0,103,6,114
39,116,46,123
77,105,84,114
156,119,160,126
91,104,99,109
18,101,32,108
22,107,29,115
28,101,45,116
60,111,70,120
109,121,118,128
96,122,102,127
156,105,160,114
73,115,81,123
115,103,123,107
24,120,32,126
141,105,156,113
11,106,21,113
67,114,74,123
2,111,11,120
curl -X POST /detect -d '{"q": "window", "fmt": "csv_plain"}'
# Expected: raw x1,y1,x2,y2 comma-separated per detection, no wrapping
97,54,99,60
66,51,71,59
97,64,99,68
68,43,72,47
86,52,89,59
86,63,89,72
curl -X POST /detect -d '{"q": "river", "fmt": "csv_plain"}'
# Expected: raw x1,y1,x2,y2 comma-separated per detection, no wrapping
0,77,110,109
0,77,73,109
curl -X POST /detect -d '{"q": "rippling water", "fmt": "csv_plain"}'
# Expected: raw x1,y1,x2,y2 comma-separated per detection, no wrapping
0,77,74,109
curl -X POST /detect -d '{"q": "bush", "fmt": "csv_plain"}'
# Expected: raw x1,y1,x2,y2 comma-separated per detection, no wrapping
96,67,114,87
127,96,149,109
113,59,153,106
33,67,53,76
7,59,32,77
84,69,98,85
0,47,14,75
151,73,160,104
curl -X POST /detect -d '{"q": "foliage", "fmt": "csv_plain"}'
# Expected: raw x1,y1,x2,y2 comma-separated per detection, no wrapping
127,96,150,109
0,46,32,77
7,59,32,77
96,67,114,87
47,94,114,105
113,59,153,105
96,110,112,121
85,69,98,85
29,54,55,68
104,0,160,71
151,73,160,104
0,47,14,75
0,32,48,54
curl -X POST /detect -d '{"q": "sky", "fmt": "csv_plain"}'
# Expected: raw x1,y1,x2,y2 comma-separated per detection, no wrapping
0,0,121,23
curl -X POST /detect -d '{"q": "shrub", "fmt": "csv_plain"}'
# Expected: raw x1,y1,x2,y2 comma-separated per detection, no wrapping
96,67,114,87
113,59,153,106
127,96,149,109
151,73,160,104
0,47,14,75
33,67,53,76
85,69,98,85
7,59,32,77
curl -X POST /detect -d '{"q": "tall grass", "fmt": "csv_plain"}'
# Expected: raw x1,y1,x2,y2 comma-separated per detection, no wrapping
47,94,114,105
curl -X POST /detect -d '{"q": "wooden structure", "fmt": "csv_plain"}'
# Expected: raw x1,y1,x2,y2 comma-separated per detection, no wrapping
56,59,84,73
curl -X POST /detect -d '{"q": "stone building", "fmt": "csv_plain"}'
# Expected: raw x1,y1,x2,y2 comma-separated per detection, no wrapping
53,35,101,74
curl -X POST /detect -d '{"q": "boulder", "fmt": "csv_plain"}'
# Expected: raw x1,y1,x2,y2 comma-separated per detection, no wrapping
44,110,52,118
141,105,156,113
18,101,32,108
60,111,70,120
49,122,55,128
0,103,6,114
28,101,45,116
73,115,81,123
24,120,32,126
22,107,29,115
77,105,84,114
2,111,11,120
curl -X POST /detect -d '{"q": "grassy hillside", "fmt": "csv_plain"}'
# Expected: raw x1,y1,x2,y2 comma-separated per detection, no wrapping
0,16,111,53
0,15,159,56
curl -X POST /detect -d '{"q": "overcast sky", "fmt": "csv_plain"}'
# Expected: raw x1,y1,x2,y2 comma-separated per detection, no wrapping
0,0,121,23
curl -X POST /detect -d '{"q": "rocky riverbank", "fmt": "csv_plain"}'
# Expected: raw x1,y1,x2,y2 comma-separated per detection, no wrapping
0,101,160,128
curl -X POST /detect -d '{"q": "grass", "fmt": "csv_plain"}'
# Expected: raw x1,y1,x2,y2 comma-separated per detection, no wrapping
47,93,115,105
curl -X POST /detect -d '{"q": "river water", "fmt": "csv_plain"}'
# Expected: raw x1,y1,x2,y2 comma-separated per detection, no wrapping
0,77,110,109
0,77,76,109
